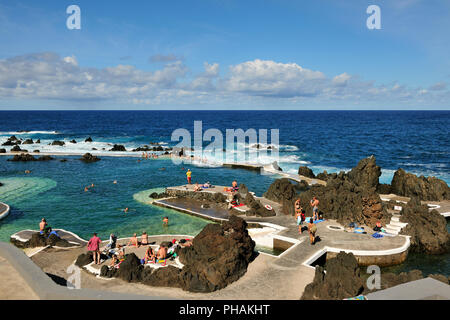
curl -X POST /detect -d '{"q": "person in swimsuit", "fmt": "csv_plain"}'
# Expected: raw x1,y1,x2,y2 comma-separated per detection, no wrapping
87,233,102,265
163,216,169,226
141,231,148,245
308,220,317,245
310,196,319,221
157,245,167,260
186,169,192,184
127,233,139,247
294,200,303,233
144,246,156,263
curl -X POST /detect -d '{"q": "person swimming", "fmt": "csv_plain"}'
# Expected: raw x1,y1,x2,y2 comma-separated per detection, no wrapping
163,216,169,226
123,207,129,213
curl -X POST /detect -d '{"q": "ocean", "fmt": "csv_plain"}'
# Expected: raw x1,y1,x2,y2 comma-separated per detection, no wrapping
0,110,448,276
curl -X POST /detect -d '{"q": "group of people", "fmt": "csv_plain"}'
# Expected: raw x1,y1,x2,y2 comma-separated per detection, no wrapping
142,152,159,159
84,183,95,192
86,231,193,267
294,196,321,245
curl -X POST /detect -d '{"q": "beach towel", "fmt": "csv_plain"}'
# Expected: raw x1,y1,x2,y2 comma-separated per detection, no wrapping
354,227,366,234
372,233,384,239
232,203,245,207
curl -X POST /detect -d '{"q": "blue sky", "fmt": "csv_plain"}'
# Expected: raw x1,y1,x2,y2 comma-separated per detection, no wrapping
0,0,449,109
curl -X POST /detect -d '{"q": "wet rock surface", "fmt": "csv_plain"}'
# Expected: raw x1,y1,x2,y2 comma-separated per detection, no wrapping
110,144,127,152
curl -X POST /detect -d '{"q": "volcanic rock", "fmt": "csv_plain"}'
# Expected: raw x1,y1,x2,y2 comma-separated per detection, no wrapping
347,156,381,190
399,197,449,254
51,140,65,146
0,148,6,153
11,232,72,249
142,266,182,287
75,253,94,267
85,137,93,142
177,216,255,292
22,139,34,145
301,252,365,300
70,139,77,144
391,168,450,201
298,166,315,178
8,153,36,161
79,153,101,162
11,145,25,152
116,253,143,282
110,144,127,152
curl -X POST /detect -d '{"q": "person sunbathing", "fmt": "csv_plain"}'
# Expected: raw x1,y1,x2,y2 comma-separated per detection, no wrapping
127,233,139,247
156,245,168,259
144,246,156,263
194,182,202,192
179,238,193,247
141,231,148,245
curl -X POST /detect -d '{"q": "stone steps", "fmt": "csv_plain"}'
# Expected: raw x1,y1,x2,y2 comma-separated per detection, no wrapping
384,214,408,235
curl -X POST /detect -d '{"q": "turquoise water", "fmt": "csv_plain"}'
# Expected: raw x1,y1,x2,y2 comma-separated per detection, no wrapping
0,156,275,241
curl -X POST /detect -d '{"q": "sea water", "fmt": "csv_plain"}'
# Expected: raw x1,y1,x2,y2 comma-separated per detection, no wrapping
0,110,448,275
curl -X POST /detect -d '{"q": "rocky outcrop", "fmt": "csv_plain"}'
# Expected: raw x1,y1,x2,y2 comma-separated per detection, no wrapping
149,192,169,199
391,168,450,201
10,232,72,249
399,197,449,254
2,136,21,146
85,137,93,142
376,183,392,194
0,148,6,153
11,145,26,152
166,189,227,203
7,154,54,162
301,252,449,299
8,153,36,161
347,156,381,190
69,139,77,144
142,266,182,287
75,253,93,267
297,172,389,227
22,139,34,144
243,192,275,217
51,140,65,146
177,216,255,292
298,166,315,178
263,178,297,203
301,252,365,300
98,216,255,293
110,144,127,152
79,153,101,162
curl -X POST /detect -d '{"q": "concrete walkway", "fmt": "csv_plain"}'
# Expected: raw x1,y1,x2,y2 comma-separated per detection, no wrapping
0,202,10,220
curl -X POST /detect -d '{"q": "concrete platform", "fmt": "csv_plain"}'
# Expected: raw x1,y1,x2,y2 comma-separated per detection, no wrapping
0,202,10,220
380,194,450,218
366,277,450,300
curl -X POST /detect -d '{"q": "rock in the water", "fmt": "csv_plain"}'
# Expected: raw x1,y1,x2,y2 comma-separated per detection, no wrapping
391,168,450,201
37,155,54,161
399,197,449,254
80,153,101,162
36,139,41,143
51,140,65,146
110,144,127,152
70,139,77,144
85,137,93,142
8,153,36,161
0,148,6,153
301,252,365,300
177,216,255,292
298,166,315,178
22,139,34,145
11,145,26,152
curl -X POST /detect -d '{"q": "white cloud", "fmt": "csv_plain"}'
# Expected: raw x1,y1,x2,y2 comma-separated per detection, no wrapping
0,53,448,108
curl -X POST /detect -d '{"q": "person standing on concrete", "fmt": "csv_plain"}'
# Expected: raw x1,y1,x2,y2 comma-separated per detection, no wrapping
186,169,192,184
310,196,320,221
87,232,102,265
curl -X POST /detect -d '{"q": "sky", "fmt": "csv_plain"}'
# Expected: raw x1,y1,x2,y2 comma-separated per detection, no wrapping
0,0,449,110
